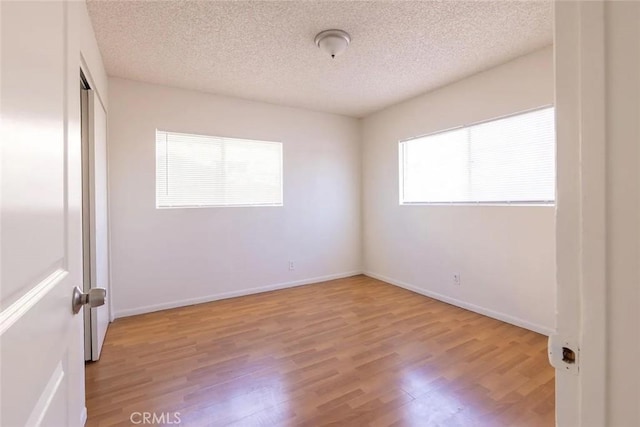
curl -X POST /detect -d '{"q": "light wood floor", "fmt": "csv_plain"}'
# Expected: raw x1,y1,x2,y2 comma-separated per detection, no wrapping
86,275,554,427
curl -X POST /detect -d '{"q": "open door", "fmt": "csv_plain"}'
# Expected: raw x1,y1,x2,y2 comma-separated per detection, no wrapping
81,88,111,361
0,1,87,425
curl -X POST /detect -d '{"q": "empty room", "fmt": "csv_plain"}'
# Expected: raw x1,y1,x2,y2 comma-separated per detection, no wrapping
1,1,639,427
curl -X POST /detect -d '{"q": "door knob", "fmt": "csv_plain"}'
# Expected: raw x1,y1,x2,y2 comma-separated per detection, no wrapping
72,286,106,314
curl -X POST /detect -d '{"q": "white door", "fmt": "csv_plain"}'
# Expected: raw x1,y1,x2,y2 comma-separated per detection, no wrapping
0,1,86,426
82,89,111,361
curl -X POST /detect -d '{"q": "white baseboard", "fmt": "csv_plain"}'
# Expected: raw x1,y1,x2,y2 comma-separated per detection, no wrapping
363,271,554,336
113,271,362,319
81,407,87,426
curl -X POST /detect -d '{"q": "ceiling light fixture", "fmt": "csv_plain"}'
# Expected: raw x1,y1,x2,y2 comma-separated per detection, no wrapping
314,29,351,59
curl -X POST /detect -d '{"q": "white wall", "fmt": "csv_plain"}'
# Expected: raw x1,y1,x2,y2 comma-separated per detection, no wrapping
362,47,556,334
108,78,361,317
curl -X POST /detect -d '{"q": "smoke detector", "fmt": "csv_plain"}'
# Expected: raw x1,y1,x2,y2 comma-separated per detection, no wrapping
314,29,351,59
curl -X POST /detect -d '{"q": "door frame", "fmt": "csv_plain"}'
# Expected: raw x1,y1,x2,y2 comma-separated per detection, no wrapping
553,1,607,426
81,72,92,361
79,61,113,363
79,58,113,326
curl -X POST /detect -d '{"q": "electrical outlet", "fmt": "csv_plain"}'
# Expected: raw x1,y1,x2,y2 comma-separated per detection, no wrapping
453,274,461,286
289,261,295,271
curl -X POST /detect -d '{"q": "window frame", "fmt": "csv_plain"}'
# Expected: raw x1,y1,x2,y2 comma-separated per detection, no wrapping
398,105,556,207
155,129,284,209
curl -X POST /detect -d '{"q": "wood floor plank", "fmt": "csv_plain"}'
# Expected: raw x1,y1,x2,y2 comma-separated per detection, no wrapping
85,275,554,426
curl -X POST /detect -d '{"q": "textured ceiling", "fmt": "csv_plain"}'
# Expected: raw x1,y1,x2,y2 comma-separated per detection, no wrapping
87,0,553,118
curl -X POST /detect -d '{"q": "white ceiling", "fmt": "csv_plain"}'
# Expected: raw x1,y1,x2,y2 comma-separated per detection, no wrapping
87,0,553,118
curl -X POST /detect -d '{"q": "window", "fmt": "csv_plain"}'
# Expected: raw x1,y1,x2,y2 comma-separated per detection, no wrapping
399,107,555,204
156,131,283,208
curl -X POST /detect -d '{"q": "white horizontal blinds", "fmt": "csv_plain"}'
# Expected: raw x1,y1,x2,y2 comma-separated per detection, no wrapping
161,132,225,207
156,131,283,208
400,106,555,204
402,128,469,203
469,107,555,203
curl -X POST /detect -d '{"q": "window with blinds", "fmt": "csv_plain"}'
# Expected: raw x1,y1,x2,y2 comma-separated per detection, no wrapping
399,107,555,205
156,131,283,208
